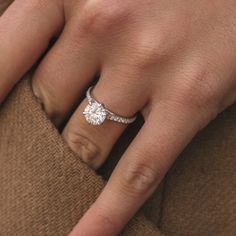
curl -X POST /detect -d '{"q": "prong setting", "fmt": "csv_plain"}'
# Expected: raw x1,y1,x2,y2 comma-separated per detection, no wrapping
83,86,137,125
83,101,107,125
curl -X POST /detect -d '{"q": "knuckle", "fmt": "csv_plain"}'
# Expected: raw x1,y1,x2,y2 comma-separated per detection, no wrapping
96,211,118,232
176,66,219,109
132,42,163,70
171,64,221,125
65,128,101,167
131,25,185,70
120,160,160,196
32,76,64,123
131,31,168,69
79,0,131,35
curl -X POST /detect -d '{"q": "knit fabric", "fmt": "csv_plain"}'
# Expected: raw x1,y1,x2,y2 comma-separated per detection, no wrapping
160,102,236,236
0,77,161,235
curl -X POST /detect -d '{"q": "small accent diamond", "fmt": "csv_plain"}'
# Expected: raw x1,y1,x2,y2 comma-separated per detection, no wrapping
83,102,107,125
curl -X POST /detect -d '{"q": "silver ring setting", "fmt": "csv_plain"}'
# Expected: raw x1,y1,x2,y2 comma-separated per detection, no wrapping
83,86,137,126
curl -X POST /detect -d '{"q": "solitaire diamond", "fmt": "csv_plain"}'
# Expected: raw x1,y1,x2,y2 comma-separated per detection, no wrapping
83,86,137,125
83,102,107,125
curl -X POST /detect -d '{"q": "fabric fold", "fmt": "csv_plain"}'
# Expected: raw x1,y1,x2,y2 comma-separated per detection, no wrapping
0,76,161,235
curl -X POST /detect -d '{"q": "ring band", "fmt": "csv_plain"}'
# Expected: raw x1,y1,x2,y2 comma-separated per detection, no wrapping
83,86,137,125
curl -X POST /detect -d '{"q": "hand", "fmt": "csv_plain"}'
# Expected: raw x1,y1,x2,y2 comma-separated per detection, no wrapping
1,0,236,235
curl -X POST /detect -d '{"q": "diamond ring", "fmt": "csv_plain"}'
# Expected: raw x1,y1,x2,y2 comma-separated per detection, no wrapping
83,86,137,126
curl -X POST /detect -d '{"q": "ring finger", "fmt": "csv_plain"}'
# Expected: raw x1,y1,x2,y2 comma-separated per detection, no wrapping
62,66,150,169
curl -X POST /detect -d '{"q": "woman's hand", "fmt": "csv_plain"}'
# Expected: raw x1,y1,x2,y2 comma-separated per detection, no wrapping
1,0,236,235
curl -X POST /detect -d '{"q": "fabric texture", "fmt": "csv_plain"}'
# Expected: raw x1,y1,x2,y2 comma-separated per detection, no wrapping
0,1,236,235
0,77,161,235
0,65,235,236
160,103,236,236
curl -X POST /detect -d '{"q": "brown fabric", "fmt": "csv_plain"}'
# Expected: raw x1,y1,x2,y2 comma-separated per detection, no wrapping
0,0,12,12
0,77,161,235
159,102,236,236
1,72,236,236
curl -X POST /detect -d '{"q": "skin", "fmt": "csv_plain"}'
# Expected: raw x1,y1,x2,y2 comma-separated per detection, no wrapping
1,0,236,235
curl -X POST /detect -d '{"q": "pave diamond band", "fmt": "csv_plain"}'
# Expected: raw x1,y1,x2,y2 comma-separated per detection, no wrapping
83,86,137,126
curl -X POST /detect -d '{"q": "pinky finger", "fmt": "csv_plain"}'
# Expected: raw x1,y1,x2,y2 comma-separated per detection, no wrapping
0,0,64,102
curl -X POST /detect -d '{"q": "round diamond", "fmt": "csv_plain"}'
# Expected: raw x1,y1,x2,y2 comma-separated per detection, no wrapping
83,102,107,125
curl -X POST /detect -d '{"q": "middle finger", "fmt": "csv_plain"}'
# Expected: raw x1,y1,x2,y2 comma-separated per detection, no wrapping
31,15,101,126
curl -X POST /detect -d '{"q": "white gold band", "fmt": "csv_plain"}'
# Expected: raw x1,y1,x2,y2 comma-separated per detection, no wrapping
83,86,137,125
